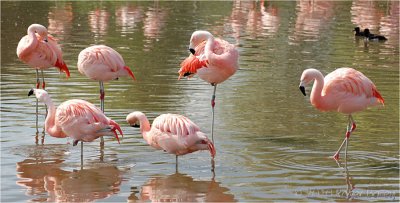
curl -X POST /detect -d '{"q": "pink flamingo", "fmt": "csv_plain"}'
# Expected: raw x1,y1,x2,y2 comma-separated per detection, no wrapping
77,45,135,145
17,24,70,89
126,111,216,168
28,88,122,160
178,30,239,142
299,68,384,160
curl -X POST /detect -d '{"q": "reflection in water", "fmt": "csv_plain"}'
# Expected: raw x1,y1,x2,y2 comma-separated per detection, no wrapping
115,5,144,35
134,172,236,202
88,9,110,38
351,0,384,31
228,0,279,44
143,1,168,51
47,3,73,41
379,1,399,44
335,157,355,200
291,0,334,41
16,145,122,202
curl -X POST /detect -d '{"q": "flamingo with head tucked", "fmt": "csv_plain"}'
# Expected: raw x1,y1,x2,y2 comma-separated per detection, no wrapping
126,111,216,169
17,24,70,89
178,30,239,143
28,88,122,160
299,68,384,160
77,45,135,145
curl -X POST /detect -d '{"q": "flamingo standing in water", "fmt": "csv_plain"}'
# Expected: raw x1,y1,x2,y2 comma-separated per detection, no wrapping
28,88,122,162
126,111,216,169
299,68,384,160
77,45,135,145
178,30,239,142
17,24,70,89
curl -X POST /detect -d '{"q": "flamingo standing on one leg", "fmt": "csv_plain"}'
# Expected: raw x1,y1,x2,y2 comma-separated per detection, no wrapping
178,30,239,143
299,68,384,160
28,89,122,164
77,45,135,145
17,24,70,89
126,111,216,170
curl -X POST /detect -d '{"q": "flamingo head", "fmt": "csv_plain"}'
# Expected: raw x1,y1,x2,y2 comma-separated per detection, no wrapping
28,88,50,102
188,30,213,55
299,68,320,96
29,24,49,42
192,137,216,158
126,111,145,128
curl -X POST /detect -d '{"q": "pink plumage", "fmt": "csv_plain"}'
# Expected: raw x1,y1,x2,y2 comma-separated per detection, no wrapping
77,45,135,82
17,24,70,88
299,67,384,160
126,111,216,158
178,31,239,84
28,89,122,145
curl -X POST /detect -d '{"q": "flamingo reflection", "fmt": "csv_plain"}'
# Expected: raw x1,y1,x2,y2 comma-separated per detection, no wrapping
379,1,399,44
115,5,144,34
351,0,384,31
133,172,236,202
16,145,122,202
335,155,355,200
143,1,168,51
291,0,335,41
47,3,73,41
88,9,110,38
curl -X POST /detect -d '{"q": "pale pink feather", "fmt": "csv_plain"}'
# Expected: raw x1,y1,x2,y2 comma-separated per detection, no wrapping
16,24,70,77
77,45,135,82
179,32,239,84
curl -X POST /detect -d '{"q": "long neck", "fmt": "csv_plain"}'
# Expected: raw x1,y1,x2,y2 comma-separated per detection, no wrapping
204,34,215,60
43,98,64,137
137,115,151,141
20,26,39,57
310,71,326,109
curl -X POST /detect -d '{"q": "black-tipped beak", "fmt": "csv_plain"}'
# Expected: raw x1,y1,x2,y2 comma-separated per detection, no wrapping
189,48,195,55
28,89,34,96
299,86,306,96
44,39,48,42
131,124,140,128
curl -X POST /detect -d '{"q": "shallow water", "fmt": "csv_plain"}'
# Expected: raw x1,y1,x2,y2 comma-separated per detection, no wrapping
1,1,399,202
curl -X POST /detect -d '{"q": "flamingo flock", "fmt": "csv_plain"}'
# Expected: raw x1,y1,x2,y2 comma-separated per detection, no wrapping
17,23,384,170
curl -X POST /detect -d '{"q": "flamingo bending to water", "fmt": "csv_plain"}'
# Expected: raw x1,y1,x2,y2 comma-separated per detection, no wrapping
178,30,239,142
126,111,216,168
28,89,122,159
77,45,135,145
17,24,70,89
299,68,384,160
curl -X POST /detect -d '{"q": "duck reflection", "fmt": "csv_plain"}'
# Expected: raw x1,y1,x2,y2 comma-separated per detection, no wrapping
16,145,122,202
133,172,236,202
115,5,144,34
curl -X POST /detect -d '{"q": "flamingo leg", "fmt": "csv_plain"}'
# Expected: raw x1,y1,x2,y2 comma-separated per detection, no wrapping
35,69,40,88
81,141,84,170
176,155,178,173
41,70,47,142
41,70,46,89
211,84,217,143
99,81,105,145
333,115,353,160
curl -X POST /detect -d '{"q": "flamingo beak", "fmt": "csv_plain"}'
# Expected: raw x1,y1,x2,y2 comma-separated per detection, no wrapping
299,86,306,96
28,89,34,96
131,123,140,128
189,48,195,55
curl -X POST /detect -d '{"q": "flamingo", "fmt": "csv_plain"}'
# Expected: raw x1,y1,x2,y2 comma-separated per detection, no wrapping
178,30,239,142
17,24,70,89
126,111,216,169
28,88,122,162
77,45,135,145
299,68,384,160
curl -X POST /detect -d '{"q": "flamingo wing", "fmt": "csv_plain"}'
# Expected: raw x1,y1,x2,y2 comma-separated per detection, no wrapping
322,68,384,104
152,114,200,138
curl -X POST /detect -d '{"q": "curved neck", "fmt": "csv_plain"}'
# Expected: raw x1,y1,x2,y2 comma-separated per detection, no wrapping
43,97,64,137
204,34,215,59
19,26,39,58
310,71,325,108
137,114,151,140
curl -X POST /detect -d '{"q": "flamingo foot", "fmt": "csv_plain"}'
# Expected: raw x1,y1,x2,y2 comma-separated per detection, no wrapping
333,152,340,160
211,99,215,108
42,81,46,89
36,82,40,89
